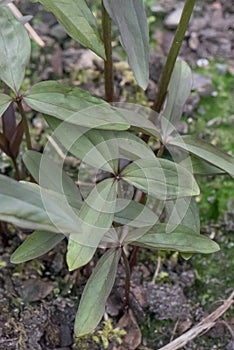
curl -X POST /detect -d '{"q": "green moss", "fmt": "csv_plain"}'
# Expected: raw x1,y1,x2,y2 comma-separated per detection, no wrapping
73,320,126,350
189,62,234,316
197,175,234,223
189,61,234,223
190,232,234,314
193,61,234,154
140,316,173,348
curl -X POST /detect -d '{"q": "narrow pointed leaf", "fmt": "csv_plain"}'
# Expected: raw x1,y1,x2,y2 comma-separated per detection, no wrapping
34,0,105,58
0,94,12,117
24,81,129,130
180,155,225,176
10,119,24,158
66,239,96,271
11,230,65,264
0,175,59,231
99,228,120,248
75,248,121,336
0,175,80,233
104,0,149,89
2,102,16,140
71,178,117,248
163,60,192,126
168,135,234,177
114,199,158,227
164,197,200,233
129,224,220,254
113,106,161,140
122,158,200,200
0,132,9,154
46,117,119,173
0,7,31,92
47,116,155,172
23,150,83,208
116,131,156,160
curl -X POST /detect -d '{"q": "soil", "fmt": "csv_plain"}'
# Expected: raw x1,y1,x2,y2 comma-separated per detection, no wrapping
0,1,234,349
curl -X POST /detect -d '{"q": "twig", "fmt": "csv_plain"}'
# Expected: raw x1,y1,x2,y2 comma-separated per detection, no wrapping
7,3,45,47
75,180,95,187
158,291,234,350
151,255,161,284
170,318,180,342
217,320,234,338
121,248,131,310
47,135,66,160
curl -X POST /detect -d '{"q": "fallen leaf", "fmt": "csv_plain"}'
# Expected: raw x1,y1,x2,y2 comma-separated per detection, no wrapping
115,309,141,350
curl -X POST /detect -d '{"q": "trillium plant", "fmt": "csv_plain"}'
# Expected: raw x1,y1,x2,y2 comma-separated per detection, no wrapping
0,0,233,338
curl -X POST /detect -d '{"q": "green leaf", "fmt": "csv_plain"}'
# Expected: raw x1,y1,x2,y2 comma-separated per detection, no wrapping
180,155,225,176
164,197,200,233
34,0,105,58
45,117,119,173
71,178,118,249
23,150,83,208
114,199,158,227
11,230,64,264
0,94,12,117
180,252,193,260
46,116,155,172
0,7,31,92
103,0,149,89
75,248,121,336
100,228,120,248
24,81,129,130
66,239,96,271
163,60,192,126
0,175,80,233
122,158,200,200
168,135,234,177
128,224,220,254
10,119,24,158
113,106,161,140
116,130,156,160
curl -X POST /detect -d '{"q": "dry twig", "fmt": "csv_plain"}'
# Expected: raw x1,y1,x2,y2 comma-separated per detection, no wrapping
7,3,45,47
151,255,161,284
158,291,234,350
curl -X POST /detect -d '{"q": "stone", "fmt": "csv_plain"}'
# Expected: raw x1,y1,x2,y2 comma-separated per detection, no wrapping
164,5,183,28
51,24,67,41
192,73,213,96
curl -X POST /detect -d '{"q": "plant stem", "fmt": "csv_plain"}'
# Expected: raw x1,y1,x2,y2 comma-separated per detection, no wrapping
17,99,32,150
12,157,21,180
129,246,139,271
102,1,114,102
152,0,196,113
121,248,131,310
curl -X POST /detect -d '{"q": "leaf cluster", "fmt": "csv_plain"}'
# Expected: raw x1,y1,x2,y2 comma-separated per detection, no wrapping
0,0,233,339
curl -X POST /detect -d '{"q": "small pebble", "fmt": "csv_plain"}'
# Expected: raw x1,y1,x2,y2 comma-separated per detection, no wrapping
197,58,209,67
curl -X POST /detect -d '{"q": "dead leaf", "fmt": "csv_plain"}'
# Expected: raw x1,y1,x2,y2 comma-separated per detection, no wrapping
131,285,148,308
115,309,141,350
